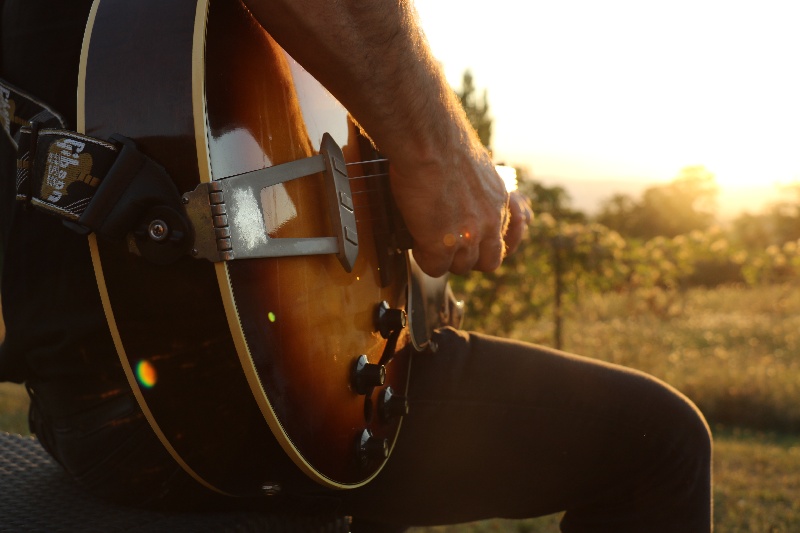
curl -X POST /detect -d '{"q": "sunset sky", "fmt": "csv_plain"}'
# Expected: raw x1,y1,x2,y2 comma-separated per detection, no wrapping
413,0,800,211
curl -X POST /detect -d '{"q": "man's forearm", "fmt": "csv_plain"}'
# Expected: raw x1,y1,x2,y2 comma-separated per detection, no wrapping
243,0,469,162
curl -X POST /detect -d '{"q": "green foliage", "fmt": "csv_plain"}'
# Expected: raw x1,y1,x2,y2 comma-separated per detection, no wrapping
516,171,585,223
452,156,800,342
452,179,622,338
597,166,718,239
730,185,800,250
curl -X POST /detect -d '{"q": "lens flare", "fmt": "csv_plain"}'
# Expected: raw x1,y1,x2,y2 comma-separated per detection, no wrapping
267,311,277,323
136,360,157,389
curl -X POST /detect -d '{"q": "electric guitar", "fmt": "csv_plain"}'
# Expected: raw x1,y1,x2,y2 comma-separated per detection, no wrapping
78,0,461,495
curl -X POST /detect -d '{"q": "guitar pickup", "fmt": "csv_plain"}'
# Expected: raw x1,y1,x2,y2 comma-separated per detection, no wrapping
182,133,358,272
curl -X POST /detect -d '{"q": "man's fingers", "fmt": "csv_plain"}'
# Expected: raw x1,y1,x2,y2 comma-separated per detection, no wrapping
503,218,526,255
412,244,454,278
472,232,504,273
413,229,502,277
504,192,533,255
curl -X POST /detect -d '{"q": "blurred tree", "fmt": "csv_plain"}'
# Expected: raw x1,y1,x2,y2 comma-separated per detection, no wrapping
515,166,586,222
767,201,800,244
593,192,637,235
763,184,800,244
730,184,800,249
456,70,492,148
730,212,778,250
596,166,718,239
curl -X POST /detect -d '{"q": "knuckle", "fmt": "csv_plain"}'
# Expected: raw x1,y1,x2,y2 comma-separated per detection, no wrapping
413,246,451,278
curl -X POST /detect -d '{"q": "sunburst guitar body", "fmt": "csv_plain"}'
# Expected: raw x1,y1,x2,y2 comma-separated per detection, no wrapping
78,0,455,495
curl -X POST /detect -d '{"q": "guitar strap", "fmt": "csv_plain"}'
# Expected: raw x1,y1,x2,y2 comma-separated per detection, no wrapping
1,77,358,269
1,77,189,261
0,78,103,218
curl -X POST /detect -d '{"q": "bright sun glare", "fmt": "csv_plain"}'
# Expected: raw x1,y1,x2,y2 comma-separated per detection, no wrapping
495,165,518,192
415,0,800,205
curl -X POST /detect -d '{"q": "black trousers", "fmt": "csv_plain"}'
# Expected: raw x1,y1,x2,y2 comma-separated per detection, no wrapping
29,328,712,532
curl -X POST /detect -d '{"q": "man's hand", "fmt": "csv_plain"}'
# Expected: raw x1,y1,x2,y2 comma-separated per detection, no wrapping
387,119,516,277
246,0,531,276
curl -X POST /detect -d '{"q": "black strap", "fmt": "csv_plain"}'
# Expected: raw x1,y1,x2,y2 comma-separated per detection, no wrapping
17,126,120,224
2,77,119,223
1,77,190,263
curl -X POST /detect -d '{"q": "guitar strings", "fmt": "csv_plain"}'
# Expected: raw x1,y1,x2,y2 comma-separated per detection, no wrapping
333,161,391,223
346,158,389,167
345,159,390,182
348,172,389,181
351,188,385,196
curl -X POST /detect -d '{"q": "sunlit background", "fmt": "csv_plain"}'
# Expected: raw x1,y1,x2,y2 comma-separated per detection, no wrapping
414,0,800,217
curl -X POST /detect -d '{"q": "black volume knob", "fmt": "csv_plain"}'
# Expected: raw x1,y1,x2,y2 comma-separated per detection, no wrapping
357,429,389,465
352,354,385,395
375,301,407,339
379,387,409,421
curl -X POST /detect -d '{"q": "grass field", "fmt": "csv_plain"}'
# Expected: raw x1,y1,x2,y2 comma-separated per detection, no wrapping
515,284,800,434
2,284,799,531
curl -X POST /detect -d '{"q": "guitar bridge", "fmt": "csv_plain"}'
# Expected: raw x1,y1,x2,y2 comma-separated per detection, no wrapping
182,133,358,271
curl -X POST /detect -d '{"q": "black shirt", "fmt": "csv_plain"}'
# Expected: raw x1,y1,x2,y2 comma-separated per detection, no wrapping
1,0,123,415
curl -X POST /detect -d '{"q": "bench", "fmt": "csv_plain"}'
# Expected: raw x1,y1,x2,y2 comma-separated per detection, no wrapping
0,432,349,532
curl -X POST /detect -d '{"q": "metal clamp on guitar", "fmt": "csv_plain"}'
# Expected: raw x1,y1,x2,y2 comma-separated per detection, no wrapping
181,132,358,271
